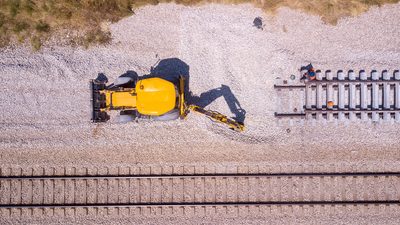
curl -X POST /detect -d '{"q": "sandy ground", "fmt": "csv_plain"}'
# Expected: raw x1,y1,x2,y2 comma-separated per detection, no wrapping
0,2,400,224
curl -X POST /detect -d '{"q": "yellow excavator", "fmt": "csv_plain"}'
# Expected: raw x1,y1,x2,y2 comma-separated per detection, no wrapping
90,75,245,131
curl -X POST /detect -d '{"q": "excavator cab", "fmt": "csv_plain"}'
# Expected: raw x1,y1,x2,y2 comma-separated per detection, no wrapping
90,74,244,131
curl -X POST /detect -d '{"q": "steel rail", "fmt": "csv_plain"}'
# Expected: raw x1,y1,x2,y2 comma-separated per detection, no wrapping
1,172,400,180
307,79,400,83
275,79,400,86
275,82,399,90
274,84,306,89
275,110,400,118
305,109,399,113
275,113,306,117
1,201,400,209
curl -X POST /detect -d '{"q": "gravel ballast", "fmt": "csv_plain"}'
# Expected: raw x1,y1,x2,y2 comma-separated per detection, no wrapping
0,3,400,223
1,3,399,167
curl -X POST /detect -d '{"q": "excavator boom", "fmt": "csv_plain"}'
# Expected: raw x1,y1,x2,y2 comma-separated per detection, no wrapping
188,105,245,132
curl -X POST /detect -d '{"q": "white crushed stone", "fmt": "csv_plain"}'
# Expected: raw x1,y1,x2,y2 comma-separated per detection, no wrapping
1,3,400,223
0,3,399,169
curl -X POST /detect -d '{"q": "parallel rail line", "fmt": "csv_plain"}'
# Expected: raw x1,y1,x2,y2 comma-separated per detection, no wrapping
2,200,400,208
1,171,400,179
1,171,399,217
2,172,399,180
1,173,399,207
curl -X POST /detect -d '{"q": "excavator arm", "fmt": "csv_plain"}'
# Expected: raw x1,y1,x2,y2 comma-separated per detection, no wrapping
188,105,245,132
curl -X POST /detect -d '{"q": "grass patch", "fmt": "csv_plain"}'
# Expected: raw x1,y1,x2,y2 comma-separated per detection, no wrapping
194,0,399,24
30,35,41,51
35,20,50,32
251,0,400,24
0,0,135,48
0,0,398,49
13,21,29,33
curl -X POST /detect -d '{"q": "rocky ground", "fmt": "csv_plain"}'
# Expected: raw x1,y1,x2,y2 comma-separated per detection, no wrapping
0,2,400,224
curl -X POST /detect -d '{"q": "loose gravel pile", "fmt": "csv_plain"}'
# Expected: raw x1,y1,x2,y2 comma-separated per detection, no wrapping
1,3,400,177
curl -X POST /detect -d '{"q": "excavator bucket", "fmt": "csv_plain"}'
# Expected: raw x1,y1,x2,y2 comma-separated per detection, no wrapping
90,79,110,122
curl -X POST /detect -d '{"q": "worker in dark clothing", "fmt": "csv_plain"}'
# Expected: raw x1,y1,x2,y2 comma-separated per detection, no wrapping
300,63,316,81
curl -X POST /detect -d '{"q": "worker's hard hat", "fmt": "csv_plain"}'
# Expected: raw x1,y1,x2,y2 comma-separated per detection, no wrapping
327,101,334,107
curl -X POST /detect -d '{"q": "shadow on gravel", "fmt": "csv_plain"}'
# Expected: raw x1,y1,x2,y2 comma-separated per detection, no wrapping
190,85,246,123
95,73,108,83
149,57,190,95
97,57,246,123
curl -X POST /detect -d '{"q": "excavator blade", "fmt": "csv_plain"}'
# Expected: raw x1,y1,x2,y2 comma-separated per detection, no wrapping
90,79,110,122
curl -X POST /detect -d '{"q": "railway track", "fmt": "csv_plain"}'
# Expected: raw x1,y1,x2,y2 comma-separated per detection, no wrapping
275,70,400,121
1,171,400,217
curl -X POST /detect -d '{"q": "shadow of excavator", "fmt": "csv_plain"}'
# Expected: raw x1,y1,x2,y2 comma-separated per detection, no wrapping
190,85,246,123
149,57,190,95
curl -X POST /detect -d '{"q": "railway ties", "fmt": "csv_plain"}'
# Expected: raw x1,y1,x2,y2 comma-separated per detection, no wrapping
275,70,400,122
1,172,400,217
